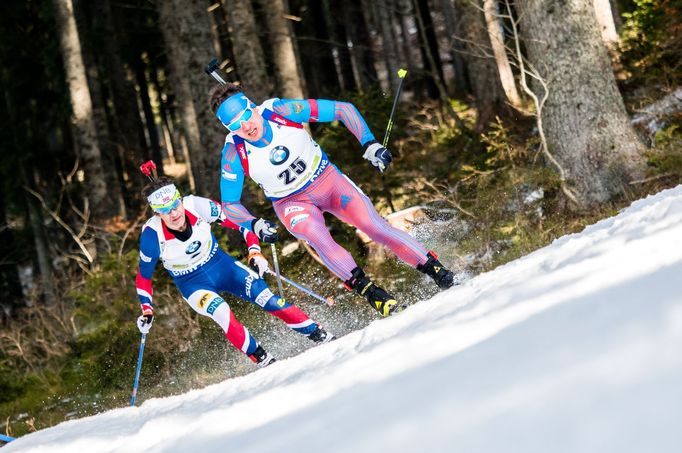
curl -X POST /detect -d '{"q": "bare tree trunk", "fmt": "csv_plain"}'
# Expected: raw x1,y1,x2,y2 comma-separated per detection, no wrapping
395,0,424,98
517,0,646,206
134,59,164,173
157,0,224,197
210,4,239,79
258,0,306,98
437,0,470,94
593,0,619,49
150,65,179,165
346,0,380,91
1,75,55,305
22,165,55,305
413,0,448,99
293,0,340,97
324,0,358,92
51,0,112,220
375,0,402,91
224,0,272,101
73,0,126,219
455,0,512,130
593,0,623,72
98,0,148,199
0,203,23,311
482,0,522,108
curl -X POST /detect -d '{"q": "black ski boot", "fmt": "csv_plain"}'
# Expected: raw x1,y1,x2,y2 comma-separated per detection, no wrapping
417,251,455,289
308,325,335,344
249,345,276,368
345,267,403,317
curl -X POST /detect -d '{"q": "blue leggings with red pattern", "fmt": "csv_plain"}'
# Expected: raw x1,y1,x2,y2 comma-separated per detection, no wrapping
174,250,316,357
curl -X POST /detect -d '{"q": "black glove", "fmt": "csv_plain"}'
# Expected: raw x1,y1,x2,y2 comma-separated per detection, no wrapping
251,218,279,243
362,140,393,173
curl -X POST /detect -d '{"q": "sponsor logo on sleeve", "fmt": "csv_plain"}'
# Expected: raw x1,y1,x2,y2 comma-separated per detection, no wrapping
140,251,152,263
254,289,274,308
244,273,255,297
198,292,212,309
206,297,225,315
222,169,237,181
209,201,219,217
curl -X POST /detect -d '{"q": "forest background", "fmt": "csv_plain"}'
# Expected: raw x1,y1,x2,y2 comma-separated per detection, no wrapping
1,0,680,439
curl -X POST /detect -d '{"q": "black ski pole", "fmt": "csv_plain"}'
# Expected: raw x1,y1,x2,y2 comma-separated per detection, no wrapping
382,68,408,148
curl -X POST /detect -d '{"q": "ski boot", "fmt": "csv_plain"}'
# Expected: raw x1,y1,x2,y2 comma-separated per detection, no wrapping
417,251,455,289
345,267,403,317
249,345,276,368
308,325,335,344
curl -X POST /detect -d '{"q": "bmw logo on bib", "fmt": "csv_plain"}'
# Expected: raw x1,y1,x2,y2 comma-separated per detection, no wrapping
270,146,290,165
185,241,201,254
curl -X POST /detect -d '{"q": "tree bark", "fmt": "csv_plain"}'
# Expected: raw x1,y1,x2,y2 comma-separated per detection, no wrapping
0,202,23,311
346,0,380,91
413,0,446,99
516,0,646,206
257,0,306,99
291,0,339,98
395,0,424,98
482,0,522,108
593,0,619,50
224,0,272,102
1,75,55,305
324,0,358,92
98,0,148,199
134,59,164,172
51,0,112,220
375,0,402,92
73,0,127,219
437,0,470,95
157,0,224,197
21,165,55,305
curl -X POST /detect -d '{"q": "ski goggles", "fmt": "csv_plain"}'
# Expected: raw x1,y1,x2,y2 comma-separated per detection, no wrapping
225,107,253,132
147,184,182,214
216,93,253,131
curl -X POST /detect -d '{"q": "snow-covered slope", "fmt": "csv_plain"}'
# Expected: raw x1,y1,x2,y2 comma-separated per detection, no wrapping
7,186,682,453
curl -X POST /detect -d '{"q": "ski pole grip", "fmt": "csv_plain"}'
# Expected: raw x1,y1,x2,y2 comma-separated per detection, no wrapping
205,58,227,85
204,58,220,76
140,160,158,181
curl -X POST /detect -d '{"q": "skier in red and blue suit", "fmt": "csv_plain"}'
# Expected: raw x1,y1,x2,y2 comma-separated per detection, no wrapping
209,83,456,317
135,176,333,368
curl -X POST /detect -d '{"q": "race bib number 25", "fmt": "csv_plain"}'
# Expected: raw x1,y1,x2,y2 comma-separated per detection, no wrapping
277,157,307,185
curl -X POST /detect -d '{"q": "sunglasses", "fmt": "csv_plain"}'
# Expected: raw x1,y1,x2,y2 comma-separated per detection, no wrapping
150,192,182,214
226,107,253,132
